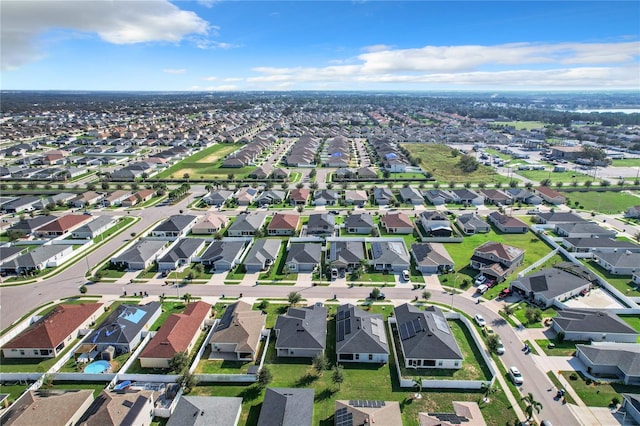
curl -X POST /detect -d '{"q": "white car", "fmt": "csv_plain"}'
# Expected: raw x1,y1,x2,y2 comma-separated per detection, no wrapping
401,270,410,281
509,366,524,385
474,314,486,327
496,339,505,355
475,275,487,286
476,284,489,294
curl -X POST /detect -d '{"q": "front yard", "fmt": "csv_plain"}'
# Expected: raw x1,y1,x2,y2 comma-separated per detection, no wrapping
560,371,638,407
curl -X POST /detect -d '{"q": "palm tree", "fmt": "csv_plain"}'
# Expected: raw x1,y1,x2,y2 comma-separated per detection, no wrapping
521,392,543,421
182,293,193,304
412,377,423,399
480,382,498,404
501,303,514,317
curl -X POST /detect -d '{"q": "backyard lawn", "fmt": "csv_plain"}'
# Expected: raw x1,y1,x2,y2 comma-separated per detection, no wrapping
0,338,80,373
581,260,640,297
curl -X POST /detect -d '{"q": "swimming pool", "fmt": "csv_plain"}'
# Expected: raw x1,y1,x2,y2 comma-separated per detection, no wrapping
84,360,111,374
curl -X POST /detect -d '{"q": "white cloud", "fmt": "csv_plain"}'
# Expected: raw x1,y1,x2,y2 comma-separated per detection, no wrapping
164,68,187,74
361,44,393,53
1,0,209,70
193,39,239,50
197,0,220,8
202,76,218,81
247,41,640,90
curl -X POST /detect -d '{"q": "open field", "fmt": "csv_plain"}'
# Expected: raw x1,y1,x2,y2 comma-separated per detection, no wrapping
560,190,640,214
611,158,640,167
516,169,592,184
403,144,509,184
490,121,548,130
156,143,248,179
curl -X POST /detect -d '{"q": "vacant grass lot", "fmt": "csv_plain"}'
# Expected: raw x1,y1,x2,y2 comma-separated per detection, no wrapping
156,143,246,179
403,144,509,184
517,169,592,184
612,158,640,167
560,190,640,214
491,121,548,130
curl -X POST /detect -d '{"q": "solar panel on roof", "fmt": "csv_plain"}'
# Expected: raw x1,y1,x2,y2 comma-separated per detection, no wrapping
412,318,422,332
345,319,351,334
337,310,344,321
345,310,351,319
337,322,345,342
335,407,353,426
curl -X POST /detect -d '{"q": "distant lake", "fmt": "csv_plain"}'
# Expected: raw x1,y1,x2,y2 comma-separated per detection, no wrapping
572,109,640,114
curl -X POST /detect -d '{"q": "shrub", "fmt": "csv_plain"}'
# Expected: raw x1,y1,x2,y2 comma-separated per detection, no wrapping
569,372,578,380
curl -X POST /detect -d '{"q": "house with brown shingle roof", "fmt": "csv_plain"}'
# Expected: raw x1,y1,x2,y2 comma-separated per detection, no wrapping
2,303,102,358
267,213,300,236
470,241,524,282
139,301,212,369
34,214,93,237
534,186,566,205
209,301,266,361
487,211,528,234
380,212,414,234
77,389,156,426
1,389,94,426
191,212,229,234
289,188,310,206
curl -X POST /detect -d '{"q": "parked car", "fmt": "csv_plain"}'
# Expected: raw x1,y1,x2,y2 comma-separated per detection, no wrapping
401,270,410,281
369,291,386,300
496,339,505,355
476,284,489,294
474,275,487,286
474,314,486,327
509,366,524,385
482,326,495,337
498,288,512,299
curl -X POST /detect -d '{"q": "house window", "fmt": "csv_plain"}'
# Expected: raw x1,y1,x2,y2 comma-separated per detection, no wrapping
454,361,459,367
369,354,373,361
355,354,360,360
438,361,443,366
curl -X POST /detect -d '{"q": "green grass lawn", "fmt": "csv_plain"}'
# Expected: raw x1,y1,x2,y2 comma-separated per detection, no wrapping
403,143,509,184
611,158,640,167
156,143,246,179
534,339,582,356
560,371,637,407
517,169,592,184
149,302,187,331
491,121,548,130
545,372,576,404
580,260,640,297
560,190,640,215
619,315,640,342
258,243,298,282
0,338,80,373
511,303,558,328
0,382,30,404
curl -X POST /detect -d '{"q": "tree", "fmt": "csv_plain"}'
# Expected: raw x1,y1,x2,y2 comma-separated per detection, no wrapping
295,182,304,189
500,303,514,317
288,291,302,306
524,306,542,325
183,173,190,181
521,392,543,421
79,285,88,294
422,290,431,301
412,377,423,399
257,366,273,388
486,334,501,354
480,381,498,403
370,287,381,299
169,351,189,374
176,370,198,394
332,365,345,390
312,353,328,375
458,155,479,173
182,293,193,304
540,178,551,187
7,229,25,242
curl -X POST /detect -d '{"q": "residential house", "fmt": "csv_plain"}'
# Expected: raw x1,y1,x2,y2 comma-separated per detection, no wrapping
329,241,366,272
285,243,322,272
357,166,378,179
83,302,161,354
0,247,27,271
71,215,118,239
234,187,260,206
373,187,395,205
77,390,156,426
2,303,102,359
562,238,640,253
370,240,410,272
35,214,93,238
575,343,640,385
33,193,76,210
456,213,490,235
167,396,242,426
380,212,414,234
534,211,585,225
552,309,638,343
624,206,640,219
344,189,368,206
191,212,229,235
394,304,463,369
419,402,487,426
424,189,455,206
8,215,57,236
480,189,512,206
470,241,524,282
336,304,389,363
274,304,327,358
487,211,528,233
209,301,266,361
101,190,131,207
227,213,267,237
272,167,290,180
418,211,453,237
1,390,94,426
257,388,314,426
344,213,375,234
555,222,617,239
199,240,247,271
510,263,595,308
289,188,310,206
593,250,640,275
535,186,567,205
111,239,168,270
157,238,207,272
1,196,40,213
410,243,454,274
267,213,299,236
505,189,542,205
71,191,102,208
202,189,235,207
399,187,424,205
256,190,287,206
313,189,340,206
249,165,270,179
307,213,335,236
334,400,402,426
243,239,281,272
0,244,75,275
139,301,212,368
621,395,640,426
452,189,484,206
121,189,155,207
150,214,198,239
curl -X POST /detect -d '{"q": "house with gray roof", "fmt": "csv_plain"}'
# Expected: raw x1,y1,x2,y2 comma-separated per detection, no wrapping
8,215,57,236
336,304,389,363
0,390,94,426
1,196,40,213
470,241,525,282
575,342,640,385
150,214,198,239
399,187,424,205
456,213,490,235
256,190,287,206
370,240,410,272
285,243,322,272
328,241,366,272
83,301,161,354
505,188,542,205
71,191,102,208
555,222,617,239
487,211,528,233
0,246,27,270
157,238,207,272
562,237,640,253
424,189,455,206
410,243,454,274
622,394,640,426
71,215,118,239
0,244,74,274
510,264,595,308
199,240,247,271
257,388,314,426
552,309,638,343
111,239,168,270
202,189,234,206
167,396,242,426
452,189,484,206
243,239,281,273
344,213,375,234
593,250,640,275
33,193,76,210
373,187,395,205
418,211,453,237
534,211,585,224
312,189,340,206
226,213,266,237
394,303,463,369
344,189,368,206
307,213,335,236
275,304,327,358
210,301,265,361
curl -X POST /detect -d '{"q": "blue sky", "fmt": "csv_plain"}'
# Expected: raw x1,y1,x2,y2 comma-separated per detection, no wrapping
1,1,639,91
